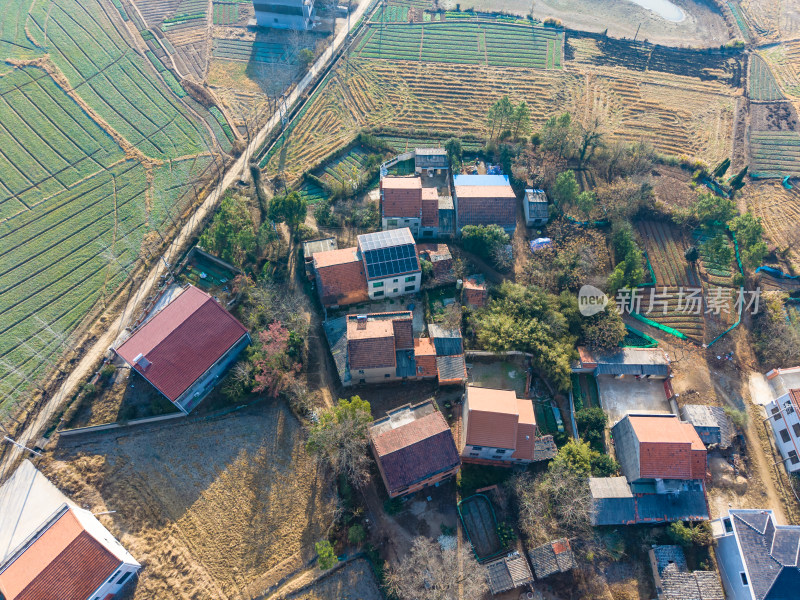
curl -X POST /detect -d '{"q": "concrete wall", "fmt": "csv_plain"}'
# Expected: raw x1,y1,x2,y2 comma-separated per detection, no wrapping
383,216,420,235
368,272,420,300
351,365,396,385
715,529,752,600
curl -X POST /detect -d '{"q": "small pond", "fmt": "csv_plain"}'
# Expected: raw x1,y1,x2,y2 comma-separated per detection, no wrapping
626,0,686,22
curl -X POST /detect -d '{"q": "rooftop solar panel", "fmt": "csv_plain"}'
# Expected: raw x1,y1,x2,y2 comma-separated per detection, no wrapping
363,244,419,279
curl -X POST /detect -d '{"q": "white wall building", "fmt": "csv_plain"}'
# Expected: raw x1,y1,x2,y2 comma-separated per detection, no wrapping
0,461,141,600
764,366,800,473
357,229,421,300
253,0,315,30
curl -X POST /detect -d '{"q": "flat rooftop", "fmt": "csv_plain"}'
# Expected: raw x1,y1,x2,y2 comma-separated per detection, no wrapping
768,367,800,400
597,376,671,425
369,401,436,438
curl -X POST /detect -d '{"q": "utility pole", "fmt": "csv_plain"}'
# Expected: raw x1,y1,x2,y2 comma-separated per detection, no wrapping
633,23,641,42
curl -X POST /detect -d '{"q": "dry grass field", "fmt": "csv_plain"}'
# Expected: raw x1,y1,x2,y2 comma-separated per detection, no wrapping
741,181,800,269
43,401,335,600
283,559,383,600
265,45,739,182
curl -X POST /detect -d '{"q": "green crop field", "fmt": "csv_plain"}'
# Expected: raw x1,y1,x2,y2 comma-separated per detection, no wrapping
749,54,783,101
213,2,240,25
750,131,800,177
357,21,564,69
0,0,229,419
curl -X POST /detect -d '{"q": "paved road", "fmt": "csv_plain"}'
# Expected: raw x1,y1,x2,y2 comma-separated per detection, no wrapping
0,0,372,480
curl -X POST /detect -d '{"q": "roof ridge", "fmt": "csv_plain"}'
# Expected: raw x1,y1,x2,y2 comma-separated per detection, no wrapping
734,511,771,535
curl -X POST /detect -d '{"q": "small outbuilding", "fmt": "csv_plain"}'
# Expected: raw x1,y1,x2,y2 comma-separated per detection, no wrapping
680,404,734,449
463,274,488,308
414,147,448,174
528,538,576,580
484,552,534,595
524,188,549,226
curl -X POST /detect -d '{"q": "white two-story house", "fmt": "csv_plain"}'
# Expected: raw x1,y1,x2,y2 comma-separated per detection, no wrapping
764,366,800,473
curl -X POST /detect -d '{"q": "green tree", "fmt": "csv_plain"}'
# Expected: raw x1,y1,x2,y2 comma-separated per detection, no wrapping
540,112,577,159
551,170,579,208
606,222,644,293
575,406,607,450
581,306,626,350
712,158,731,179
576,190,596,219
728,166,748,190
199,193,256,267
512,101,531,138
348,524,366,546
551,439,593,476
474,282,576,390
668,521,713,548
269,190,308,239
729,212,768,269
307,396,373,486
685,245,699,264
315,540,338,570
445,137,463,170
691,192,736,227
298,48,315,69
576,118,604,166
487,96,514,140
460,224,510,262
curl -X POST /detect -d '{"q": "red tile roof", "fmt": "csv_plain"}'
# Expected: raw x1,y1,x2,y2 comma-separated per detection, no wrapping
0,509,121,600
382,177,422,218
790,389,800,413
629,416,706,480
414,339,438,378
371,411,460,491
392,319,414,350
421,189,439,227
465,387,519,449
456,194,516,229
315,249,369,307
115,286,249,402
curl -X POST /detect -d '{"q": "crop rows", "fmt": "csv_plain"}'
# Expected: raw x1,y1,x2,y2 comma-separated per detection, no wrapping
693,229,735,287
750,131,800,177
213,2,239,25
0,0,228,413
212,37,314,63
357,22,563,69
749,54,783,101
727,1,751,42
759,43,800,100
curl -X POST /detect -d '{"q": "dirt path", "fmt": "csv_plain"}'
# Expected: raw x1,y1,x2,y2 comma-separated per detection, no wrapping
0,0,373,482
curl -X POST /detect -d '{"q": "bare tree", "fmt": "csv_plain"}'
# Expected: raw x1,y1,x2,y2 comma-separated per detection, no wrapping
385,536,488,600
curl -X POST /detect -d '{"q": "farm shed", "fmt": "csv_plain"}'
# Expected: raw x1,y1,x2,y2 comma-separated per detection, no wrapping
428,323,467,385
649,545,723,600
0,461,141,600
463,274,488,308
528,538,576,580
680,404,734,449
302,237,337,279
369,401,461,498
524,188,549,226
575,346,670,378
484,552,533,594
453,174,517,234
114,285,250,414
414,147,448,174
438,195,455,237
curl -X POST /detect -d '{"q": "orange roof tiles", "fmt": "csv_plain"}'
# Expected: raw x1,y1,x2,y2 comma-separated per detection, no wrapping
414,337,436,356
790,389,800,413
421,188,439,200
0,509,121,600
315,250,369,307
382,177,422,190
465,387,520,449
372,411,450,456
628,415,707,480
454,185,517,198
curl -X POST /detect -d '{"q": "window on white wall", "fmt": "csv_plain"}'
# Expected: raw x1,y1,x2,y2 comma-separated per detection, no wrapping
740,572,748,586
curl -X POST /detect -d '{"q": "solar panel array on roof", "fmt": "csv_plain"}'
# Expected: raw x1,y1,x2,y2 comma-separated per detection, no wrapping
363,244,419,278
359,228,414,249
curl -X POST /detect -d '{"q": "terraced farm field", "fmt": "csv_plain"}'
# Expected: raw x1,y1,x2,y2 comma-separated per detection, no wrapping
759,42,800,102
749,131,800,177
742,181,800,269
357,21,564,69
263,45,738,182
636,221,705,342
0,0,226,419
749,54,784,101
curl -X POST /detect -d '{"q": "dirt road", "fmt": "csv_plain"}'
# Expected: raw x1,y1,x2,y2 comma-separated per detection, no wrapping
0,0,373,482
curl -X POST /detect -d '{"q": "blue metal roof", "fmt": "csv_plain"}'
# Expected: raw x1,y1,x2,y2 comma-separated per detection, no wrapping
395,350,417,378
453,174,510,187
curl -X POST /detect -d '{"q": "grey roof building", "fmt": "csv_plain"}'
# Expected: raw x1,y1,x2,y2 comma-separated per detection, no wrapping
528,538,576,579
524,188,549,226
484,552,534,594
650,545,724,600
681,404,734,449
714,509,800,600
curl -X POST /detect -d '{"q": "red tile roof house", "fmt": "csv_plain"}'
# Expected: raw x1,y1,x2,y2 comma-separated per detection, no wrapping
590,414,710,525
453,175,517,235
114,285,250,414
0,460,141,600
369,401,461,498
460,386,556,466
346,312,415,385
381,177,423,235
312,247,369,308
462,274,488,308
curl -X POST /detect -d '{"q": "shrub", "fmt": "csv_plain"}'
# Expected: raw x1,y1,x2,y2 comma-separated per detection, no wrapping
348,524,366,546
384,497,403,515
315,540,338,570
724,406,748,430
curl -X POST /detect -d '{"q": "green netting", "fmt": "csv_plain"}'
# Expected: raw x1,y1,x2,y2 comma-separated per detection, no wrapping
630,312,688,340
